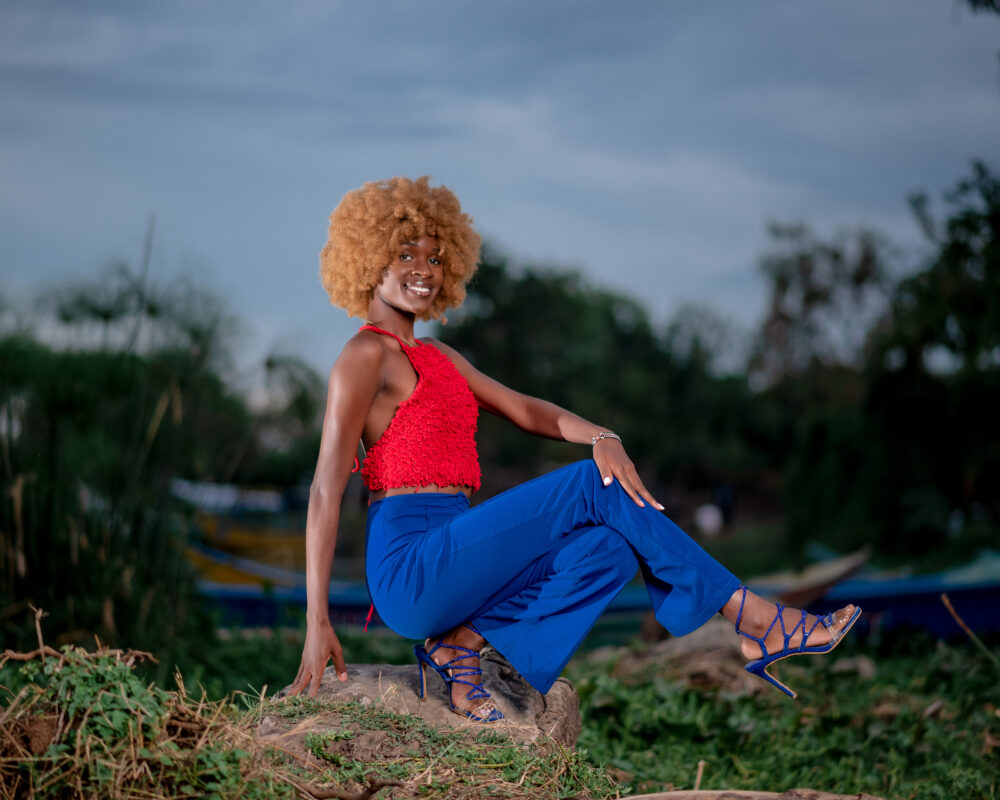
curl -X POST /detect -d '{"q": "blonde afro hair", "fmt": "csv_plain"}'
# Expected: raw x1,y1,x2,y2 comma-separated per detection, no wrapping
319,176,482,320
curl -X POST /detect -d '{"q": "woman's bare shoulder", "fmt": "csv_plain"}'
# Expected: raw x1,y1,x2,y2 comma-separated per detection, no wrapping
330,329,387,376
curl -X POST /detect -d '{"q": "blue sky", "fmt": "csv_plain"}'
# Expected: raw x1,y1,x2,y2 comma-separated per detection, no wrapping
2,1,999,376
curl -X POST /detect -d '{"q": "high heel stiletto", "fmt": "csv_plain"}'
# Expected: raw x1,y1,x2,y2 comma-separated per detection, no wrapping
735,585,862,699
414,623,505,723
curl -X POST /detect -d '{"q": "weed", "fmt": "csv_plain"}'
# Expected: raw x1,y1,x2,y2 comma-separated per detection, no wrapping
0,646,295,800
2,642,622,800
567,634,1000,799
259,693,621,799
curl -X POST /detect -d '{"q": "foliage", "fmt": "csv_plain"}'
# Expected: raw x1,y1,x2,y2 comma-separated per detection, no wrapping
243,352,326,485
0,251,330,676
9,627,994,800
0,271,297,686
265,694,620,799
966,0,1000,11
749,222,892,387
436,249,773,496
0,327,245,677
568,635,1000,799
892,160,1000,371
0,643,620,800
763,161,1000,557
0,646,296,800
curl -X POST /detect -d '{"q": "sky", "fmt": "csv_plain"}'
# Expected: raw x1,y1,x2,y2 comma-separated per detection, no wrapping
2,0,999,379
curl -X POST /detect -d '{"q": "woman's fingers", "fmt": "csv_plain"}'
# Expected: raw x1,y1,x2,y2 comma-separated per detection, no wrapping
635,478,665,510
624,466,664,510
331,641,348,682
595,447,664,510
617,472,646,507
308,668,324,697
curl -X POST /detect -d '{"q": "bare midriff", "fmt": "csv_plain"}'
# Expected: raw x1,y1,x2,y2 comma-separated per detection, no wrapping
369,483,472,502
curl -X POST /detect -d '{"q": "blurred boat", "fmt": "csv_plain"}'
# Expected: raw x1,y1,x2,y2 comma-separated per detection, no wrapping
184,482,1000,638
609,548,1000,640
811,550,1000,638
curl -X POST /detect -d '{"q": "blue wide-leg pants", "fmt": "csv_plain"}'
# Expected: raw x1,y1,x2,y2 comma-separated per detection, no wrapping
365,460,740,693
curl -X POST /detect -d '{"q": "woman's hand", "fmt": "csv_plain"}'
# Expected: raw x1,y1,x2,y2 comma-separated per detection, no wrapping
288,619,348,697
593,438,665,511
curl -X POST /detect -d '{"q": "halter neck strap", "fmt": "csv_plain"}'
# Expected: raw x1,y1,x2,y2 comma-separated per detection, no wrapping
359,324,420,348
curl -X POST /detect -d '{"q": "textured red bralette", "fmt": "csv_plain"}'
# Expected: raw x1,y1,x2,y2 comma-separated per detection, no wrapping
359,325,481,492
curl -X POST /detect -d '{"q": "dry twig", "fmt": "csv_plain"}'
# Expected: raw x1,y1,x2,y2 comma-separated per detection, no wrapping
941,593,1000,670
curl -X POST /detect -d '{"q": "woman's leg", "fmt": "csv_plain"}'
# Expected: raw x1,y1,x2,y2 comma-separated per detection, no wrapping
369,461,737,691
421,524,638,714
368,461,855,698
445,460,741,639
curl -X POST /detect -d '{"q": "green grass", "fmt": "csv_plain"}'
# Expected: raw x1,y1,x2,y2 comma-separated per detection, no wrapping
164,623,1000,799
7,622,997,800
0,647,296,800
264,693,619,799
0,648,618,800
566,633,1000,799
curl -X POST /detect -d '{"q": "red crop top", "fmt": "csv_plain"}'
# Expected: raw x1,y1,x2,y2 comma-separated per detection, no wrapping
359,325,481,492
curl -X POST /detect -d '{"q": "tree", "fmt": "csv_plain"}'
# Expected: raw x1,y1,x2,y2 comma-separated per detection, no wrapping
435,247,771,498
0,263,255,675
772,162,1000,557
881,161,1000,372
749,222,892,389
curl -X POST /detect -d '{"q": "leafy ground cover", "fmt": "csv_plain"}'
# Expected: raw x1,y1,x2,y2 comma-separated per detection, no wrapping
566,632,1000,799
257,693,618,799
4,621,997,799
0,641,617,799
0,646,296,800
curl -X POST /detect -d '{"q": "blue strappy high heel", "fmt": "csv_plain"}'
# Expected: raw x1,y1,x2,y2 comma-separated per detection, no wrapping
735,585,862,699
414,623,505,723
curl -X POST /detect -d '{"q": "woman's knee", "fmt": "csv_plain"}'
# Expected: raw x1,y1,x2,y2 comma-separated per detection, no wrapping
563,458,602,484
564,527,638,583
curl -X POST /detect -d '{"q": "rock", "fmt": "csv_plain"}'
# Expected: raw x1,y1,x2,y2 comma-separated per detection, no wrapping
260,648,580,754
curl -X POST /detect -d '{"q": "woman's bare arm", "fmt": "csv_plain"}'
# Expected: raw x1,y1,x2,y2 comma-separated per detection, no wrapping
288,334,384,696
432,339,663,510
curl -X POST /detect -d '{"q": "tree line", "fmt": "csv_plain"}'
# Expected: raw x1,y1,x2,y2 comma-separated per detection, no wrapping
1,161,996,661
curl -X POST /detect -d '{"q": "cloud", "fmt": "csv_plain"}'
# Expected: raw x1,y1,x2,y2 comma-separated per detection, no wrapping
1,0,998,374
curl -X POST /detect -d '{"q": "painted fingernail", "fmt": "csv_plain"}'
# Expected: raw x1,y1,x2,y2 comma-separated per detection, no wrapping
603,476,612,486
656,503,665,510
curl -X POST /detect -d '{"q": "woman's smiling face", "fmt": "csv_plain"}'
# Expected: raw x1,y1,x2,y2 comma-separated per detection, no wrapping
373,235,443,317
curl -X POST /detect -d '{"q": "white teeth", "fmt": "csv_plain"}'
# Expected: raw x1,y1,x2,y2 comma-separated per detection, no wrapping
406,283,431,296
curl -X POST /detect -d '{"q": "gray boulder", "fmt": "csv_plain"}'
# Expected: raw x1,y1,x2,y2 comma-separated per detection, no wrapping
261,648,580,749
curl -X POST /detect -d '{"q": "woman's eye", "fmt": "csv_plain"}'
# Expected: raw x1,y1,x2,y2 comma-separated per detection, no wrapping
429,257,441,265
399,253,412,261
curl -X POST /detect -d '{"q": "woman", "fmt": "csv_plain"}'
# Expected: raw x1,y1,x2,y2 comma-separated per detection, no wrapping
289,176,860,720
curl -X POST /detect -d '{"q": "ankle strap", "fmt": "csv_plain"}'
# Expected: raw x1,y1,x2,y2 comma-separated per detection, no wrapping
735,585,748,632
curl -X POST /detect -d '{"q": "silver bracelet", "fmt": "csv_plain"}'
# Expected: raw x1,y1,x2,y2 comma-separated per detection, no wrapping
591,431,622,446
